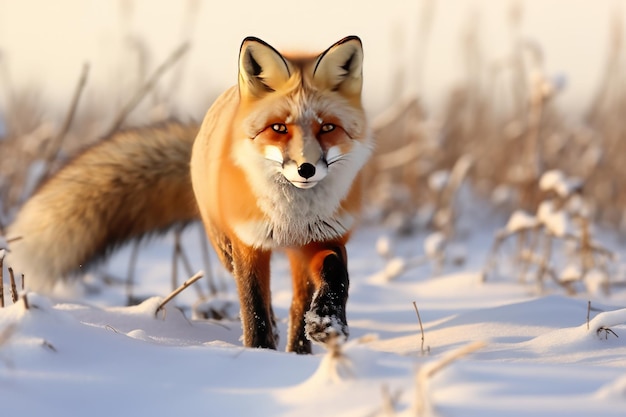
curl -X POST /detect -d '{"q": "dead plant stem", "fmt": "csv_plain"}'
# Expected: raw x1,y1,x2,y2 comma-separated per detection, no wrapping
199,227,218,295
0,252,4,308
105,42,190,137
412,301,427,354
126,240,140,305
8,267,17,303
156,270,204,317
42,63,89,175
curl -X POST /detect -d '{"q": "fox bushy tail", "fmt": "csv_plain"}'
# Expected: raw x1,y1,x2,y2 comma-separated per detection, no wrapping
6,121,200,292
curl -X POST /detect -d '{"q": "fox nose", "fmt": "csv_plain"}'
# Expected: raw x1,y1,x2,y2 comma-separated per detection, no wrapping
297,163,316,179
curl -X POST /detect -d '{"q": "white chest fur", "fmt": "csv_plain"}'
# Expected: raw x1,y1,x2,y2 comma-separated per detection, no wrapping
233,180,356,249
232,138,370,249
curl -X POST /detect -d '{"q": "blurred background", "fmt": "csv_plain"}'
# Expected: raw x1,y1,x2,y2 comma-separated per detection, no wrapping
2,0,626,234
0,0,623,117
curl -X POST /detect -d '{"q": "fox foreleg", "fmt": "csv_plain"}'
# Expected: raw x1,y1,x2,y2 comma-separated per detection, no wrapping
288,242,350,353
231,244,278,349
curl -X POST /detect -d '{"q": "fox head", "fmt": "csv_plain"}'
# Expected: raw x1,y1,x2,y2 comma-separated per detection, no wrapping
234,36,371,190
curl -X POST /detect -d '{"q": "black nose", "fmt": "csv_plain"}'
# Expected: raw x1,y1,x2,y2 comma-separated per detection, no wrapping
297,163,316,179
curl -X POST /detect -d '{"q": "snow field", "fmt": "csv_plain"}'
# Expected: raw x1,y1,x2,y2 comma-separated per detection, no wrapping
1,222,625,416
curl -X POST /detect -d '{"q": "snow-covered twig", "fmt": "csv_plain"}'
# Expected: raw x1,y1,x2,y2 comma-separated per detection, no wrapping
484,170,616,295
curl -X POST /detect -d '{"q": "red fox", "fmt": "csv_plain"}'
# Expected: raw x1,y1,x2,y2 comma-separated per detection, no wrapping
7,36,372,353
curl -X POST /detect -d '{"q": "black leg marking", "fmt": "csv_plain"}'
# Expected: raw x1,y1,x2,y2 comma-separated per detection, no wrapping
240,277,277,349
288,307,312,354
304,252,349,347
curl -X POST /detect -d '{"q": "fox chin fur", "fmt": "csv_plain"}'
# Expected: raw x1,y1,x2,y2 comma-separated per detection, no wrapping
7,36,372,353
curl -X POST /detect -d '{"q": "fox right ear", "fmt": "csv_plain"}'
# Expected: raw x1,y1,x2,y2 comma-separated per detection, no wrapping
239,37,291,98
313,36,363,97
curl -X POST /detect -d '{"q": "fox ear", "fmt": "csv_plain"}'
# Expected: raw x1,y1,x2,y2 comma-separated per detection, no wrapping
239,37,291,98
313,36,363,97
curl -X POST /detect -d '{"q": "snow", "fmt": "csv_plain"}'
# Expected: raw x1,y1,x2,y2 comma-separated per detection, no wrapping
428,170,449,192
560,263,582,283
505,210,540,233
1,218,626,416
375,236,393,259
424,232,446,258
539,169,583,198
537,200,572,237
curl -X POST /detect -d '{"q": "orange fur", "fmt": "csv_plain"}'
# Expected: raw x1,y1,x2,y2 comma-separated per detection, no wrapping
191,36,372,352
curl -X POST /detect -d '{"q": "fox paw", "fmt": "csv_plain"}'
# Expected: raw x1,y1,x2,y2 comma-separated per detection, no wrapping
304,290,349,347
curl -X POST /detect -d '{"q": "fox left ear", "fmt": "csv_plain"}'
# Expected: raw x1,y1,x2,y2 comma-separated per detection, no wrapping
313,36,363,97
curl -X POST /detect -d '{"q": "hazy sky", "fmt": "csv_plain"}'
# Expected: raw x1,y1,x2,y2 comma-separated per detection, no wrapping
0,0,623,117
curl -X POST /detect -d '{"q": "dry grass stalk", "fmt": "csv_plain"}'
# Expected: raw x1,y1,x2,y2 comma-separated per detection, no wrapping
125,240,141,305
0,280,3,308
481,230,507,282
40,63,90,180
414,340,486,417
0,250,4,308
0,62,97,223
597,326,619,340
164,0,199,100
41,340,57,352
483,223,540,284
155,270,204,317
412,301,429,355
22,292,29,310
520,227,541,282
198,227,218,295
171,227,180,291
430,155,473,235
171,226,206,300
535,233,553,292
367,98,434,230
8,267,17,303
104,41,190,137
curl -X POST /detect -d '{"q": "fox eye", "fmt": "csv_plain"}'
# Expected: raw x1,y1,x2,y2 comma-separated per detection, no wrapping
320,123,336,133
271,123,288,134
